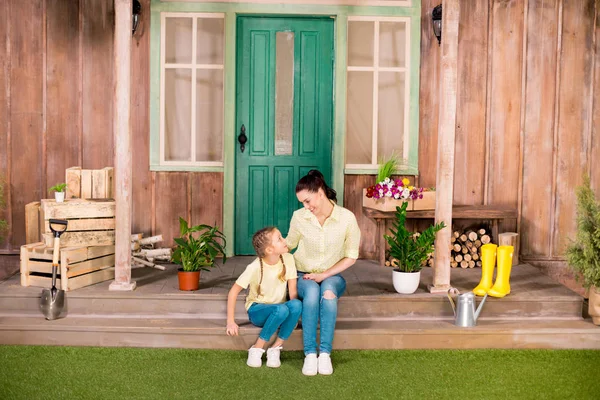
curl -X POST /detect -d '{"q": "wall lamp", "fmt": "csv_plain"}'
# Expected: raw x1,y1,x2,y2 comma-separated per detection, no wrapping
132,0,141,35
432,4,442,45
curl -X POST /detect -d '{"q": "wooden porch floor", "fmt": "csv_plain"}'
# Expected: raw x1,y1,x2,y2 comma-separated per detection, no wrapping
1,258,599,350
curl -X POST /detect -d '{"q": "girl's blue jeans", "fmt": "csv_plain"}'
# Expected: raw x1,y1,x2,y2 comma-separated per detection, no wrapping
297,272,346,355
247,299,302,342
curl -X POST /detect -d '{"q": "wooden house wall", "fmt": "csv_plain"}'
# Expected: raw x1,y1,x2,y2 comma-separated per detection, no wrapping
1,1,599,280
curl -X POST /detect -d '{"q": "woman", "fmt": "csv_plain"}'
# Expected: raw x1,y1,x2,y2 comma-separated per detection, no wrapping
286,170,361,376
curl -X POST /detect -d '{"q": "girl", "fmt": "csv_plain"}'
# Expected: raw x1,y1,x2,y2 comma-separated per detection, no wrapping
287,170,361,376
226,227,301,368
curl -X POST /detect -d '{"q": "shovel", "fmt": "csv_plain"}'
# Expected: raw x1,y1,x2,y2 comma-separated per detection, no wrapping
40,219,68,320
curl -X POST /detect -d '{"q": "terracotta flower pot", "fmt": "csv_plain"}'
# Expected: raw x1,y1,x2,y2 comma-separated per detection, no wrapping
590,286,600,326
178,269,201,291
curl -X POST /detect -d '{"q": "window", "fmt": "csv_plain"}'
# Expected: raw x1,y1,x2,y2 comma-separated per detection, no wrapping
345,16,410,170
160,13,225,166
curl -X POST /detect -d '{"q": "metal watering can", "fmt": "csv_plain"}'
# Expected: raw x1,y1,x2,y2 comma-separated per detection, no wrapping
447,288,488,327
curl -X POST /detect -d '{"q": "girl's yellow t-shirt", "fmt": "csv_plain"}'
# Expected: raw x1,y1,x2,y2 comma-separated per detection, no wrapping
235,253,297,311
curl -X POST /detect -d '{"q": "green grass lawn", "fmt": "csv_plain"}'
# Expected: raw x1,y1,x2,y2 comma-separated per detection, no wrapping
1,346,599,399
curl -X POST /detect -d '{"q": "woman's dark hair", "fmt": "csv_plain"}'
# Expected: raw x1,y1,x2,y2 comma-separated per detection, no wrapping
295,170,337,202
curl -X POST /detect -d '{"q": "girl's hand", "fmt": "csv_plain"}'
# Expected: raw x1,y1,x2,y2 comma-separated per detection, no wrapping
303,273,325,283
226,321,239,336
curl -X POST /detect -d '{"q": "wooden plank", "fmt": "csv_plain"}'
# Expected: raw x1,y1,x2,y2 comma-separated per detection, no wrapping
60,246,90,264
154,172,189,247
418,0,441,188
42,231,115,248
10,0,44,247
43,217,115,233
363,205,518,220
344,175,378,260
0,0,10,252
487,0,524,226
65,166,82,199
190,172,223,230
591,0,600,200
67,254,115,277
82,0,114,169
454,0,488,206
25,202,41,244
86,244,115,259
46,0,81,191
66,267,114,291
103,167,114,198
553,0,595,256
40,199,115,219
20,245,30,286
80,169,92,199
521,0,559,258
131,0,152,236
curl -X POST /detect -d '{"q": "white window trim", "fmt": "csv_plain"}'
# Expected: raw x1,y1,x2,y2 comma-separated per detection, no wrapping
161,0,412,6
345,15,411,171
160,12,226,167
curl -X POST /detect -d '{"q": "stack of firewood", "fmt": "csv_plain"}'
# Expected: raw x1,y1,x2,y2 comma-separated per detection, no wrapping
448,228,490,268
130,234,171,271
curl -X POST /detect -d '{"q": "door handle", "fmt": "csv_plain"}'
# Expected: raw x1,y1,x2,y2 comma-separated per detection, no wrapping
238,124,248,152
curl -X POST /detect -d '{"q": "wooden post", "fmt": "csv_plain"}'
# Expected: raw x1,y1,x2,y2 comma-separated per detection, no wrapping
109,0,136,291
499,232,520,265
429,0,460,293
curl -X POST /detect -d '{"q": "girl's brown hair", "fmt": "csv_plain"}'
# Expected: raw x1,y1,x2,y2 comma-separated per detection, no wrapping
295,169,337,202
252,227,287,296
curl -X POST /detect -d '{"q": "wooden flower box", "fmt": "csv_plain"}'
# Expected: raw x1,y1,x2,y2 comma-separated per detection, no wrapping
362,189,413,212
20,242,115,291
412,190,436,210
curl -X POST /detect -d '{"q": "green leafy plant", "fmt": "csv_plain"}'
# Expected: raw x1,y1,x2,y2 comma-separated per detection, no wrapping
0,178,8,242
48,182,67,193
376,154,401,183
171,217,227,272
566,175,600,289
384,202,446,273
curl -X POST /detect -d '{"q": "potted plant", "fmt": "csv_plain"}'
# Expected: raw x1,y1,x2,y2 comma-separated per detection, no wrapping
384,202,445,294
171,217,227,291
363,155,424,212
566,175,600,325
49,182,67,203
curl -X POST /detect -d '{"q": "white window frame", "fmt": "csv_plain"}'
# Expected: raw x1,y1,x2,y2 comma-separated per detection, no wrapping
162,0,412,6
345,16,411,171
160,12,225,167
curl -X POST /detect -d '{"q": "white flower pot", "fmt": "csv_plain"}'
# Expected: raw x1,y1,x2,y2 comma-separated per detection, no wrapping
54,192,65,203
392,270,421,294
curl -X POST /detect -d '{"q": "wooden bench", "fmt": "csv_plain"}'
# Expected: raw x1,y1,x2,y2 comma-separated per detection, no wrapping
363,205,518,265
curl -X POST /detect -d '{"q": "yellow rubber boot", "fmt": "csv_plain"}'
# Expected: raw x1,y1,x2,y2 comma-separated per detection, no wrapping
473,244,497,296
488,245,514,298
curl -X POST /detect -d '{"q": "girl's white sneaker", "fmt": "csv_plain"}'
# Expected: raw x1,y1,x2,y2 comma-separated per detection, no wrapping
247,347,265,368
318,353,333,375
266,346,282,368
302,353,318,376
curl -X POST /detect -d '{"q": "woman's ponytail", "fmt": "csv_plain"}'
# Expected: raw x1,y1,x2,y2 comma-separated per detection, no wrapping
296,169,337,202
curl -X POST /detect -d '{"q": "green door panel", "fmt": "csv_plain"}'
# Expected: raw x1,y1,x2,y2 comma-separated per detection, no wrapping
235,16,334,254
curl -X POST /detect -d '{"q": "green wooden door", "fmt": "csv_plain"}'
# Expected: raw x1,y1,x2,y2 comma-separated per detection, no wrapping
235,16,334,254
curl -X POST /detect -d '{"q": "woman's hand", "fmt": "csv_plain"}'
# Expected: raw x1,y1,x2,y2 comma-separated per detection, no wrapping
226,321,239,336
303,273,326,283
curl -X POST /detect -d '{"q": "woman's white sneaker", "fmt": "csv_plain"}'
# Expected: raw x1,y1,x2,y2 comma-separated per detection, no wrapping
266,346,282,368
318,353,333,375
302,353,318,376
247,347,265,368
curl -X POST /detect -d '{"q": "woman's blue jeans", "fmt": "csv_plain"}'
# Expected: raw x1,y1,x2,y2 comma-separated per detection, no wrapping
247,299,302,342
297,272,346,355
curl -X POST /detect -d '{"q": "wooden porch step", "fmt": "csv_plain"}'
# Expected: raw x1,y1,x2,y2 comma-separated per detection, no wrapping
0,315,598,350
0,291,583,320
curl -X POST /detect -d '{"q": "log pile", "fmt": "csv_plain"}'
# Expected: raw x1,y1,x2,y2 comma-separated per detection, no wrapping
131,234,171,271
448,228,490,268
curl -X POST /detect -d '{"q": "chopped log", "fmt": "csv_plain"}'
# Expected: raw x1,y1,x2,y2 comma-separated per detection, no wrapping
474,239,482,248
134,248,172,258
468,260,475,268
472,252,479,261
476,260,482,267
466,230,478,241
132,256,166,271
463,253,472,262
451,236,456,243
450,261,458,268
460,260,469,269
131,233,143,242
465,240,474,249
131,241,140,251
454,254,463,262
453,231,460,238
391,258,399,267
453,243,461,252
481,235,491,244
459,234,467,242
139,234,163,246
498,232,519,265
478,228,486,236
461,245,468,254
385,260,391,267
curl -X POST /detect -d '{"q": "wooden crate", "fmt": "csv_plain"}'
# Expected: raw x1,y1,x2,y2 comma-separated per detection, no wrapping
66,166,114,200
40,198,115,247
20,242,115,291
25,201,44,244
